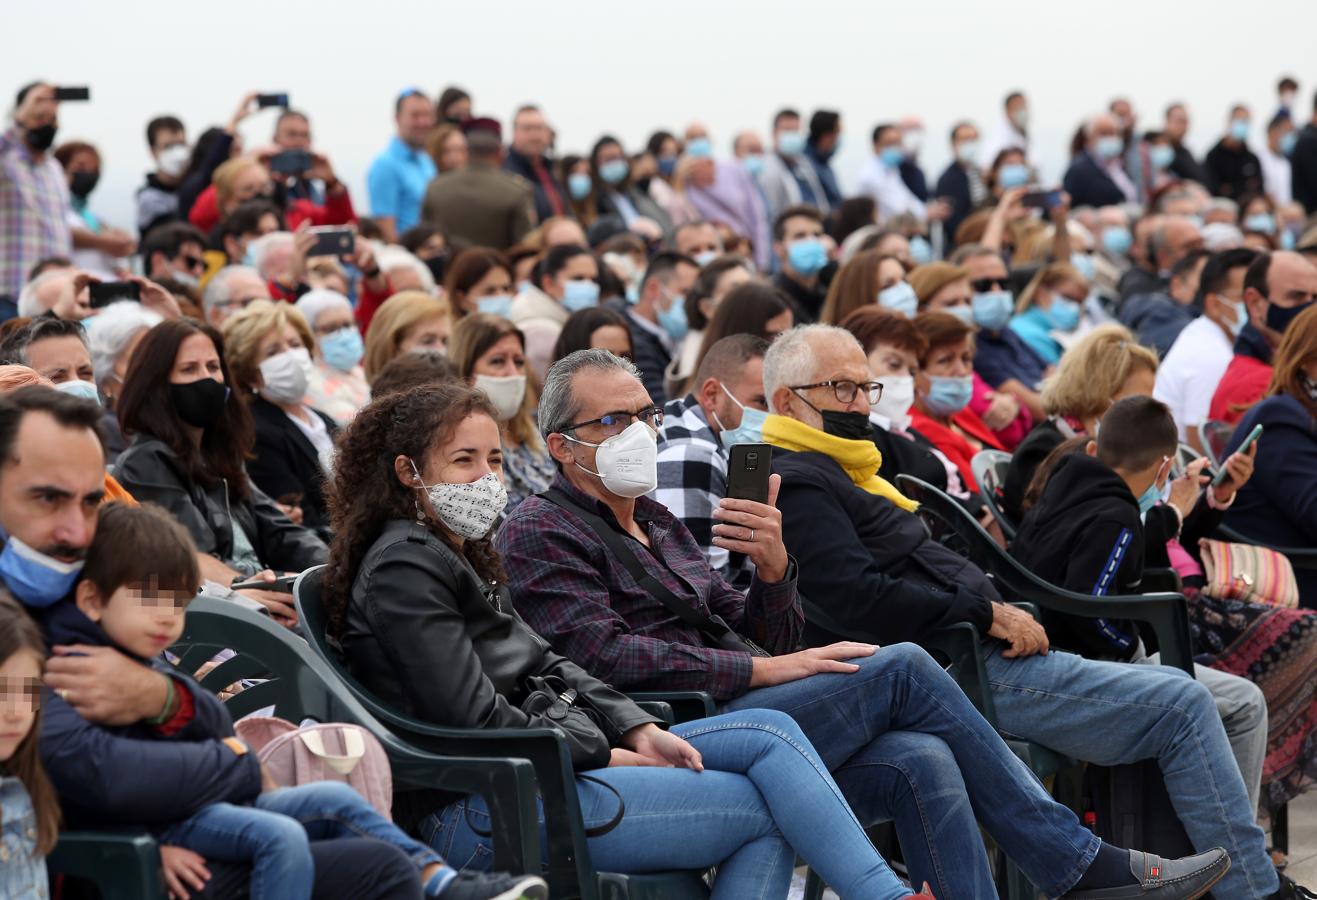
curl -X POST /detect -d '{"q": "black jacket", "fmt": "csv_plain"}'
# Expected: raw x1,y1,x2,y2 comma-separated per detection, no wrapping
934,162,974,241
340,520,660,826
898,160,928,201
1117,292,1197,358
771,270,827,324
503,148,566,223
604,299,670,404
247,397,338,542
1204,139,1264,200
1002,419,1067,525
1168,143,1209,186
595,186,674,237
1293,124,1317,214
38,601,261,831
772,448,997,649
1117,266,1166,307
1062,152,1127,209
1010,453,1145,661
115,434,328,574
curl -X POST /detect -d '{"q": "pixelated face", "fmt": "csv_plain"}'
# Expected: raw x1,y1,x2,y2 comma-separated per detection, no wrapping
0,651,42,762
94,578,195,659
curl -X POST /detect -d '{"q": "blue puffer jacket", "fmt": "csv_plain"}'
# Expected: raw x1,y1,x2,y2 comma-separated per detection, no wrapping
37,601,261,831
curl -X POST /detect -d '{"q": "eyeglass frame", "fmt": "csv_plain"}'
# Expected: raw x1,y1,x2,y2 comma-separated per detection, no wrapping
790,380,884,405
559,405,664,438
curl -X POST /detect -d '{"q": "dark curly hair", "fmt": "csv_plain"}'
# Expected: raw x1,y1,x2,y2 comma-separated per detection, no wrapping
324,382,505,636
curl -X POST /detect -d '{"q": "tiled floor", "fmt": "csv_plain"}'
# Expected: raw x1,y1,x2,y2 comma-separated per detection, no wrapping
1284,789,1317,886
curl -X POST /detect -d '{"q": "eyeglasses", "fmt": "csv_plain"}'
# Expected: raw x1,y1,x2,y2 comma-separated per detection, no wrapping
791,380,884,404
180,254,205,272
971,277,1008,293
561,406,663,439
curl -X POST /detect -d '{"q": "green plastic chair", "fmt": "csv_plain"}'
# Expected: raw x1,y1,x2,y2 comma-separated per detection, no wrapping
49,594,542,899
292,566,711,900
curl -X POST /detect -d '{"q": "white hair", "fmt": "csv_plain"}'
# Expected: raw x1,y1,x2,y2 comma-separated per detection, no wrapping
202,265,261,313
294,289,353,329
16,270,71,318
86,301,163,389
246,231,294,281
762,324,861,413
374,244,436,293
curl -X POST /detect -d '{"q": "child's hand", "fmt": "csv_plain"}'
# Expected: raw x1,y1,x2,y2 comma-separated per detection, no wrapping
160,845,210,899
1167,457,1209,519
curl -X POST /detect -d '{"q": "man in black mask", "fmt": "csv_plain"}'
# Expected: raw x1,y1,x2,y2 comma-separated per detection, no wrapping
1,82,75,314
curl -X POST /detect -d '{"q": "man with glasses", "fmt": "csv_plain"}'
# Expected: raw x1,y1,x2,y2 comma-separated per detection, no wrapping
201,265,271,328
142,222,208,290
495,347,1232,900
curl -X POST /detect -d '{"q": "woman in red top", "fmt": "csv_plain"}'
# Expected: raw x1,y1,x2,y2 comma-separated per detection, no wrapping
909,310,1005,494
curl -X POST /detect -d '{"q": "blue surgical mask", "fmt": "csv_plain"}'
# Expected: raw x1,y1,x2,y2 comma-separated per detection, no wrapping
1280,131,1299,156
54,379,101,406
562,279,600,312
1243,213,1276,235
1148,145,1175,171
476,294,515,319
1094,135,1124,161
1226,300,1248,338
1229,119,1250,142
909,235,933,265
971,290,1014,331
714,383,768,449
923,375,974,417
658,292,689,341
694,250,719,267
1281,229,1297,251
1069,251,1097,281
567,172,593,201
686,137,713,159
1102,226,1133,256
657,155,678,176
0,532,84,609
777,130,806,157
743,154,765,177
599,159,629,186
879,146,905,168
1043,297,1082,332
1137,461,1171,517
877,281,918,318
320,325,365,372
786,238,827,276
998,163,1030,189
946,304,975,326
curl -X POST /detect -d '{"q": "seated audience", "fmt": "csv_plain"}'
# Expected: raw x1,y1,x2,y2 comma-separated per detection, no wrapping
362,291,451,385
510,244,600,379
604,251,700,403
5,316,96,388
1117,248,1211,358
551,307,633,363
87,300,163,460
202,265,273,329
368,350,460,399
448,314,554,512
662,255,754,396
1009,261,1088,365
770,205,830,322
323,381,936,898
222,300,337,541
818,250,913,325
294,290,370,425
443,248,514,318
687,282,794,383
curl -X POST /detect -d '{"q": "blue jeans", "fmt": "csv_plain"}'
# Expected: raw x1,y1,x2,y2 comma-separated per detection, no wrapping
422,709,912,900
984,645,1277,899
723,643,1099,900
162,782,443,900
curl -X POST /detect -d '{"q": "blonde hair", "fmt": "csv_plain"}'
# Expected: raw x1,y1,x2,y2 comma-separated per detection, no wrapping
0,365,52,393
220,299,317,396
213,157,264,214
1016,261,1087,314
1040,324,1158,420
363,291,451,383
447,313,542,449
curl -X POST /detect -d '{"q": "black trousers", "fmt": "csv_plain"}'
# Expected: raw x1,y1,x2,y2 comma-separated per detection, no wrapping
189,837,423,900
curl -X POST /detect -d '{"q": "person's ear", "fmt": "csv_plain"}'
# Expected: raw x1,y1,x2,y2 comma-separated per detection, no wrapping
769,384,793,416
1243,286,1267,323
698,376,721,412
697,297,716,322
394,454,422,489
75,580,103,622
1085,439,1098,457
546,432,576,466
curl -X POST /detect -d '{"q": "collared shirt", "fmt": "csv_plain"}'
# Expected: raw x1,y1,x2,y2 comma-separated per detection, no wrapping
1102,156,1139,203
495,474,802,700
654,395,755,589
855,155,927,221
1154,315,1235,441
366,136,436,232
1259,146,1293,205
0,127,72,299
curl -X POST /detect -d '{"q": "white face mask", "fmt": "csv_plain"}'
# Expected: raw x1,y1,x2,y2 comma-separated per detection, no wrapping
411,463,507,540
564,419,658,498
157,143,190,178
258,347,313,405
474,374,527,422
872,374,916,428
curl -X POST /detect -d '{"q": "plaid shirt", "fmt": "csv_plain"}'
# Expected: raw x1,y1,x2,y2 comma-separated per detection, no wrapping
496,474,802,700
653,395,755,590
0,127,72,299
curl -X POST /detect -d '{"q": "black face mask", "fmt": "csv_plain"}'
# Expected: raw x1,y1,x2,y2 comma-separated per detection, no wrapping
25,123,57,152
423,254,448,284
69,170,99,199
1266,299,1315,335
820,409,874,442
169,378,229,430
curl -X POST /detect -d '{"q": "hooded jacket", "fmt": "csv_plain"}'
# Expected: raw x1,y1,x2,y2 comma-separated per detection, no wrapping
1009,452,1144,660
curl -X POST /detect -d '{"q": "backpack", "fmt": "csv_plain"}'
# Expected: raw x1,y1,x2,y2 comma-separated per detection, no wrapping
234,717,394,820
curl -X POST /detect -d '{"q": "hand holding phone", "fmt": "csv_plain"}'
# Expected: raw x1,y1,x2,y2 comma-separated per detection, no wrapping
257,93,289,109
307,226,355,258
1211,425,1262,488
1021,189,1061,210
726,443,772,504
88,281,141,309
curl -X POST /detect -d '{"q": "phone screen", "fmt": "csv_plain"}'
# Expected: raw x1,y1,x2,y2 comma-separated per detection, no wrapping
54,86,90,102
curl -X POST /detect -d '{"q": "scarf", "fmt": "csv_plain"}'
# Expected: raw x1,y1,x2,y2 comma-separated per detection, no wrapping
763,414,918,512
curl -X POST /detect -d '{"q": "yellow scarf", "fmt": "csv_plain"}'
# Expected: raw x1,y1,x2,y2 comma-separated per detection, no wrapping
763,414,919,512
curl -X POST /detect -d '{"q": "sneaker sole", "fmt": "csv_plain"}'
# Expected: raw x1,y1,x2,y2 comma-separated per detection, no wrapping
490,877,549,900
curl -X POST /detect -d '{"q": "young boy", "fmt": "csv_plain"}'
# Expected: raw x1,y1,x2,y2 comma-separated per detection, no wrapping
39,502,547,900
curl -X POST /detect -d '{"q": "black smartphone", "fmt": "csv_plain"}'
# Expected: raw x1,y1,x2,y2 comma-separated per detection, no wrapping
88,281,140,309
54,86,90,102
256,93,289,108
270,149,313,175
1021,189,1061,210
308,226,354,258
727,443,772,505
230,574,298,594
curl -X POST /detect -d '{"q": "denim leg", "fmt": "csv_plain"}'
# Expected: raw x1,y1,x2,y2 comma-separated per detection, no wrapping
984,646,1277,899
723,643,1099,898
256,782,444,872
159,802,314,900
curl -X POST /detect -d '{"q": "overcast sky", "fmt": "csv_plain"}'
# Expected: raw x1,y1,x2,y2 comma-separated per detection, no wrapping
11,0,1315,226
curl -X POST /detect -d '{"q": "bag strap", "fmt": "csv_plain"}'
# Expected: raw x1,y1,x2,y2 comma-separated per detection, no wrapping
299,728,366,776
540,489,759,654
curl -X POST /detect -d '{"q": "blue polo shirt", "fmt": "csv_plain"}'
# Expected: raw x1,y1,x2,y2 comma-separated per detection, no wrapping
974,326,1049,390
366,136,436,232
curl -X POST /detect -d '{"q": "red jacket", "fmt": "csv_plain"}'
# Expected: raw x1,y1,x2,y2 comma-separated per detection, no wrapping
1209,354,1273,425
353,278,396,334
909,406,1005,493
189,184,357,234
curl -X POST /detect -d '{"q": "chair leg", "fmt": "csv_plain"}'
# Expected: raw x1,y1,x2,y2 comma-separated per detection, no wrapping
1273,801,1290,856
803,867,826,900
1006,859,1042,900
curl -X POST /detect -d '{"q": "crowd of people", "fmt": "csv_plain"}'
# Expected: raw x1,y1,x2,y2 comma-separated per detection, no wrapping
2,70,1317,899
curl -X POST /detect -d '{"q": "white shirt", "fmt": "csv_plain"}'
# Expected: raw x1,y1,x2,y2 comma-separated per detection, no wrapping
855,156,926,221
1153,315,1236,441
981,117,1030,169
1259,146,1293,205
286,406,335,472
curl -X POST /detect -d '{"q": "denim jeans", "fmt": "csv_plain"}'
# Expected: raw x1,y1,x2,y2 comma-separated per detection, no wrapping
984,645,1277,899
191,838,425,900
422,709,912,900
162,782,443,900
722,643,1099,900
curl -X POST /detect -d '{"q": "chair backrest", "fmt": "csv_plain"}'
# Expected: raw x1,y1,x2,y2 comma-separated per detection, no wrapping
970,449,1018,541
1198,420,1233,468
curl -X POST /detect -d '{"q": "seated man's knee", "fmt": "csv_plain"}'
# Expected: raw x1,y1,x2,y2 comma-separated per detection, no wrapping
873,642,942,677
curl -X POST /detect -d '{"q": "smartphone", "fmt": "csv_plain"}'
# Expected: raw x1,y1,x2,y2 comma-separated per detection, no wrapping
308,226,354,258
726,443,772,505
230,574,299,594
88,281,140,309
269,149,313,175
1021,189,1061,210
54,86,90,102
256,93,289,109
1212,424,1263,487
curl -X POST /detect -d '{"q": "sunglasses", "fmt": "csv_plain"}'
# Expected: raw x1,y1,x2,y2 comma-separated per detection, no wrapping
971,277,1008,293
